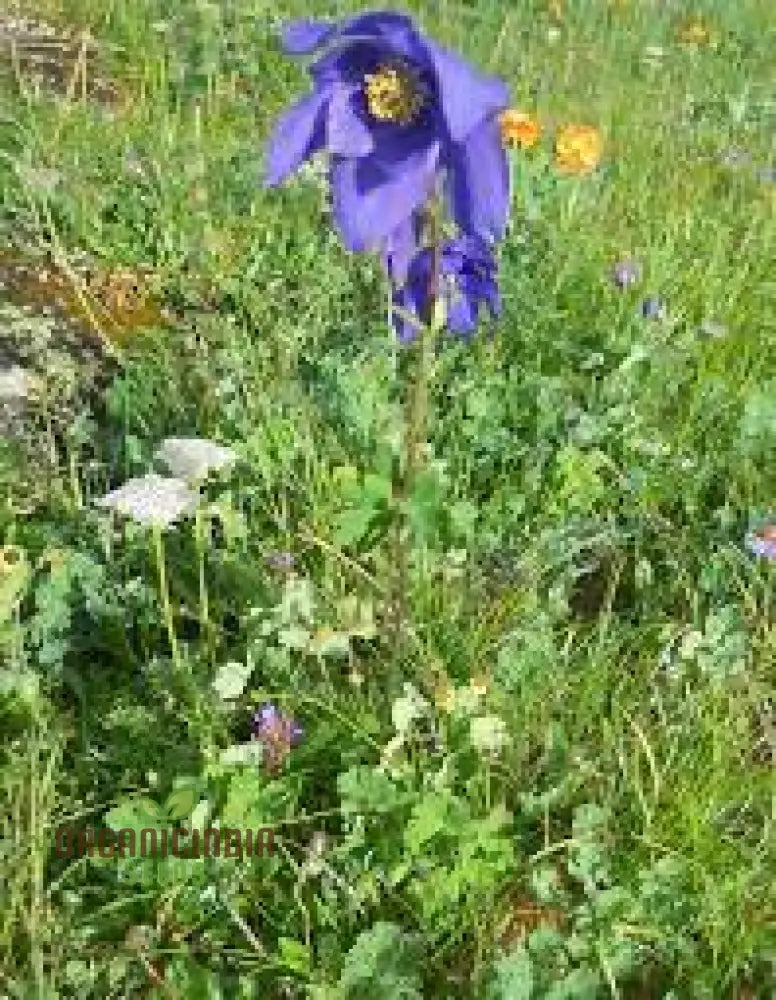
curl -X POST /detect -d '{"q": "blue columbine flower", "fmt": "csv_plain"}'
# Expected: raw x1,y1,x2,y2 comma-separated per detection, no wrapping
265,11,510,283
391,235,501,341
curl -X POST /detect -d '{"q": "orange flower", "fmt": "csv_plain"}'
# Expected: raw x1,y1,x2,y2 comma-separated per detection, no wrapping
676,16,713,45
500,110,541,149
554,124,603,174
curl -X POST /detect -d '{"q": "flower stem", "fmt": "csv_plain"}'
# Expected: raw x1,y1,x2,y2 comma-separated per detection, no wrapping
153,524,215,757
406,201,442,487
392,200,444,679
153,526,181,672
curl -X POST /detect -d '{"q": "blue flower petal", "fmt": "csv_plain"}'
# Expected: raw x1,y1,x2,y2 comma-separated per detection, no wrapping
383,213,422,286
338,10,426,62
447,117,509,239
392,248,432,340
281,19,336,55
483,281,502,317
310,14,426,82
327,84,375,157
450,234,494,265
265,86,331,187
391,236,501,341
447,292,477,335
330,140,440,251
424,40,508,141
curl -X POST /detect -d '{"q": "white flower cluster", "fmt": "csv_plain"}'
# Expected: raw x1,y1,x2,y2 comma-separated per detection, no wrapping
94,437,237,529
95,473,198,529
154,437,236,483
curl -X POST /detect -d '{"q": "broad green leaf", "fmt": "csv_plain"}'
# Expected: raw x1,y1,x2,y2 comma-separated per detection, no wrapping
334,507,376,547
487,944,533,1000
362,472,391,506
338,766,407,814
404,793,451,854
131,797,167,824
278,938,310,974
164,784,201,821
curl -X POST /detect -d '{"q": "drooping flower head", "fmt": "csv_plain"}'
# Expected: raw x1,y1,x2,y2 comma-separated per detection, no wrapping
391,235,501,341
252,703,304,772
265,11,510,282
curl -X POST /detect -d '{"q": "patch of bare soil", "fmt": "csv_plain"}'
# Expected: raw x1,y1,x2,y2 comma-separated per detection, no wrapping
0,9,121,106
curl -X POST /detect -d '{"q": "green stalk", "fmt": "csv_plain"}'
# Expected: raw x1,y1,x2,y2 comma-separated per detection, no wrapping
194,505,209,637
391,199,445,676
152,525,181,672
153,523,213,756
406,200,444,488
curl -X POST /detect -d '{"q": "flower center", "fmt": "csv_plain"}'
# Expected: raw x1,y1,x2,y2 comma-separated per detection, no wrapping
364,62,425,125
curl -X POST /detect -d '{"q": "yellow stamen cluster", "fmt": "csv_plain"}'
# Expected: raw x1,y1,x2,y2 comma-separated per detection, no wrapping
364,62,425,125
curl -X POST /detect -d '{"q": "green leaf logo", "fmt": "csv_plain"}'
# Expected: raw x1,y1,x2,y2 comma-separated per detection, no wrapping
163,784,201,822
135,797,167,824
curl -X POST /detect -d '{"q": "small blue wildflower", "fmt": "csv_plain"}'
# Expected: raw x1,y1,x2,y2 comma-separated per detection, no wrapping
252,703,304,771
641,295,666,320
265,11,510,281
611,258,642,289
745,526,776,561
391,234,501,341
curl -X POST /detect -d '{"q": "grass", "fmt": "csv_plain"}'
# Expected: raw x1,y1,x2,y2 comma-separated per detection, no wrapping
0,0,774,996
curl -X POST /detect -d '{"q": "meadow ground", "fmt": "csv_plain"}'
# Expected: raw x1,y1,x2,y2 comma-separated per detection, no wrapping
0,0,774,996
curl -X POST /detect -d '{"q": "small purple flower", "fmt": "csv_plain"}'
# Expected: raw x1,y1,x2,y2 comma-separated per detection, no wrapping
641,295,666,320
265,11,510,281
391,234,501,341
746,526,776,561
252,703,304,772
611,258,642,289
265,551,296,571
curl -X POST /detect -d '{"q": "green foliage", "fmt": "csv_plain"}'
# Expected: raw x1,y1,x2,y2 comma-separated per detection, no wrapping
336,922,422,1000
1,0,774,996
